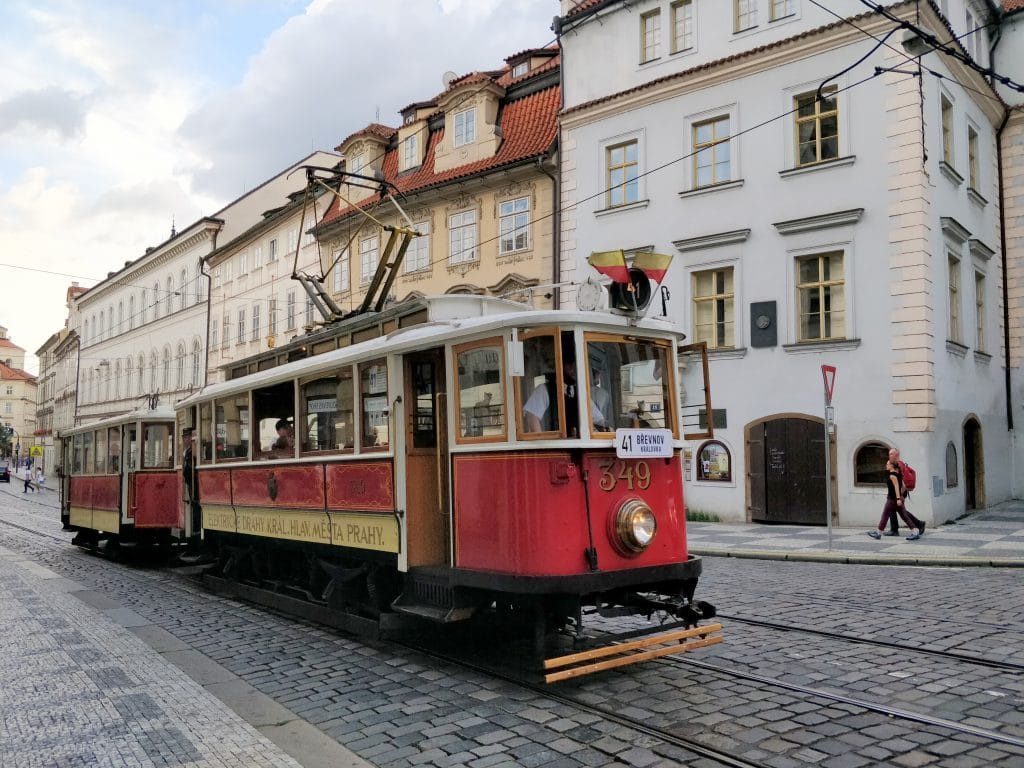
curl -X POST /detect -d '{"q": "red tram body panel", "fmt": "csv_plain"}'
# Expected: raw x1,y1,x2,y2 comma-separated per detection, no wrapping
132,471,181,528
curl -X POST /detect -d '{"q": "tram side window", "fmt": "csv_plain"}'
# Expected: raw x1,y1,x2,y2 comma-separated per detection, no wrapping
143,423,173,468
72,434,83,474
107,427,121,474
94,428,108,474
199,402,213,462
518,333,561,438
253,381,296,459
360,360,389,450
125,425,138,472
455,340,506,442
216,395,249,461
585,336,673,434
82,431,94,475
301,369,354,454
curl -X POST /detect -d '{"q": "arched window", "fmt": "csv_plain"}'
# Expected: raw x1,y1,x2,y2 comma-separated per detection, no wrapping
176,343,186,388
99,310,105,341
946,442,958,488
166,276,173,315
128,295,136,330
91,314,97,342
141,290,148,323
149,351,158,393
854,442,889,486
162,346,171,390
180,269,187,311
153,282,160,318
108,305,114,336
83,319,89,346
196,264,204,303
114,361,121,399
137,355,145,395
191,340,202,387
126,357,134,397
697,440,731,482
117,301,123,334
86,370,93,403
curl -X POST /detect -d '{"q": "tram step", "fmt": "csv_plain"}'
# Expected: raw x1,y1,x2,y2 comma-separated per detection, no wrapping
391,571,477,624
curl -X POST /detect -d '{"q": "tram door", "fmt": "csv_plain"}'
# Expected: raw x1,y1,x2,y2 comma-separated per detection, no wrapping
404,348,450,567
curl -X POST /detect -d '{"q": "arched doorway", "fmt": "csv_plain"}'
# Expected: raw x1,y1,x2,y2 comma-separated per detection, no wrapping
963,417,984,509
746,414,833,524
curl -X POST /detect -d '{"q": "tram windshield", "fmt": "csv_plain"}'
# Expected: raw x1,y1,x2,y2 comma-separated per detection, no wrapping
143,423,173,469
585,335,673,435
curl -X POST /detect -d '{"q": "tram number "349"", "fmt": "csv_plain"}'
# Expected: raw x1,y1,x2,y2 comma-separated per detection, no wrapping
597,460,652,492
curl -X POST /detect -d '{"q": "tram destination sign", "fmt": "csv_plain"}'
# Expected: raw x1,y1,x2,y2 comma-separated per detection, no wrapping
616,428,673,459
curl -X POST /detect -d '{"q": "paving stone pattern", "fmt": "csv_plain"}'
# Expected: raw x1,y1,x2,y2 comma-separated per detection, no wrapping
0,545,302,768
2,488,1024,767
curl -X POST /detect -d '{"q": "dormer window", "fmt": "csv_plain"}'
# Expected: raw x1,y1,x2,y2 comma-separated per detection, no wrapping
512,62,529,77
402,135,418,170
454,108,476,147
350,153,365,174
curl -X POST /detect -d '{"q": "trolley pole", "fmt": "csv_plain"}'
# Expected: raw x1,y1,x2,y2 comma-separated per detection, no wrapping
821,366,836,550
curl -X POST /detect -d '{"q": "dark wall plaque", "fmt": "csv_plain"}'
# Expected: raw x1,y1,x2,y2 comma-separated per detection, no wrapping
750,301,777,348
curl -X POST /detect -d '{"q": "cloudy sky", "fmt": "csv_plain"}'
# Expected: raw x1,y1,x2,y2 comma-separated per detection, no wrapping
0,0,558,374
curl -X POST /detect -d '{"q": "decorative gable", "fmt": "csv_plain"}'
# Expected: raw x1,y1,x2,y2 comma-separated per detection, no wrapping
433,79,505,174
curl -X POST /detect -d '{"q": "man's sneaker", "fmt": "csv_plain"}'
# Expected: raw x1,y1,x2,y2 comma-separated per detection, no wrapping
868,531,882,539
883,530,899,536
918,522,926,536
906,531,921,541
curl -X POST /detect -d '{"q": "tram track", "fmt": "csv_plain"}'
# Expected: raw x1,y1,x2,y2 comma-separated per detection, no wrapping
718,613,1024,674
4,516,1023,765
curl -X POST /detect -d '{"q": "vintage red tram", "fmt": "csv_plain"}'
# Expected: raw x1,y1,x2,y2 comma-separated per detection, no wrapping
59,408,185,550
177,296,719,676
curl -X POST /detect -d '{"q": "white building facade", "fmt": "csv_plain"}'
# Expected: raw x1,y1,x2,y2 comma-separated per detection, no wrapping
557,0,1008,525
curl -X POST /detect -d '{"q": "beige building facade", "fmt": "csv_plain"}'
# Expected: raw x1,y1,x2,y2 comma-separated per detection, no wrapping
0,327,38,465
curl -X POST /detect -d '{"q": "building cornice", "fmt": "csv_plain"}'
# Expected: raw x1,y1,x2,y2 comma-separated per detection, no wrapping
672,228,751,252
968,237,995,261
773,208,864,235
560,1,1003,129
940,216,971,245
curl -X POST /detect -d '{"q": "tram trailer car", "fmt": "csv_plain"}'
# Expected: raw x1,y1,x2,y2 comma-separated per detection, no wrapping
59,409,185,551
178,297,718,672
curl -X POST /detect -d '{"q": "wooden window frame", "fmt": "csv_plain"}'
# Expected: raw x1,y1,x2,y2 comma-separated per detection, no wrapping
452,336,508,446
692,116,731,188
214,393,250,464
670,0,693,53
696,440,732,482
974,270,985,352
584,332,678,440
794,87,839,167
498,197,530,254
796,252,845,342
514,328,566,441
853,441,889,487
359,359,390,452
941,95,954,166
692,267,735,349
967,124,979,189
734,0,757,32
605,140,639,208
640,8,661,63
770,0,795,22
948,254,961,343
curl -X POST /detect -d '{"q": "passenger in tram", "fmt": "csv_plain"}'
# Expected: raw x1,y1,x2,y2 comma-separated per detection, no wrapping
590,370,613,432
108,428,121,473
272,419,295,452
524,345,581,437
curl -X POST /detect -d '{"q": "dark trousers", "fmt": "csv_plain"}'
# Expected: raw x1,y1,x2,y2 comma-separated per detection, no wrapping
879,499,920,532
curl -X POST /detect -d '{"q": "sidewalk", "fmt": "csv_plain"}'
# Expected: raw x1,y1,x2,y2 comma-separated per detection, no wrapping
687,499,1024,567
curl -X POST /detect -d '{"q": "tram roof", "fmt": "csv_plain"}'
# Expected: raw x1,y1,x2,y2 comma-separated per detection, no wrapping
180,296,684,408
61,407,176,436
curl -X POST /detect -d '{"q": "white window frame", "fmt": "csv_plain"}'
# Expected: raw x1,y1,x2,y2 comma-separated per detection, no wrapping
333,249,351,291
448,210,478,265
691,266,736,350
770,0,796,22
967,121,980,190
251,304,261,341
453,108,477,148
941,92,955,167
783,240,855,344
401,135,418,170
269,297,278,335
600,129,645,209
974,269,986,352
360,235,380,284
286,291,296,331
512,61,529,77
948,253,962,344
253,245,263,269
239,252,247,274
405,222,431,273
690,111,734,189
237,308,246,345
735,0,757,32
269,239,278,261
498,198,530,254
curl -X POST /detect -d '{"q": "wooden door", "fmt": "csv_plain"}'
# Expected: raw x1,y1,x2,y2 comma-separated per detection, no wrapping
749,417,826,524
404,349,449,567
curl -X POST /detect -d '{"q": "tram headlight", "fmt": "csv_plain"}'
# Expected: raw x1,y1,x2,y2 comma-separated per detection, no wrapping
615,499,657,553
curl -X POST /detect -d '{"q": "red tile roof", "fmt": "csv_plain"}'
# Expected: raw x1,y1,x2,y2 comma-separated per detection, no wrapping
0,362,35,383
563,0,613,19
335,122,398,152
320,76,559,229
0,337,23,351
1005,0,1024,11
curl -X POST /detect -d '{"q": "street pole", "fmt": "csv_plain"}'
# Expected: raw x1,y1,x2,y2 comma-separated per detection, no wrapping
821,365,836,551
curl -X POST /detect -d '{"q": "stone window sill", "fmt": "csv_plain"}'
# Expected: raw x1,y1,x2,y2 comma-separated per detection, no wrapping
779,156,856,179
946,339,968,358
595,199,650,217
974,350,992,364
678,180,744,199
783,338,861,354
939,161,964,187
967,187,989,207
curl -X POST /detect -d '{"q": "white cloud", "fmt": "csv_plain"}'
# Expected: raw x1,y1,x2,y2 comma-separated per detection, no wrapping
0,0,557,367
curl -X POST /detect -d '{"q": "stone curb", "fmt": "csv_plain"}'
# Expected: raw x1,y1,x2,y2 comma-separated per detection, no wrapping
691,547,1024,568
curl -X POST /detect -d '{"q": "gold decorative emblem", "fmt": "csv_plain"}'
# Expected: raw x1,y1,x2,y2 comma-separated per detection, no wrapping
267,473,278,501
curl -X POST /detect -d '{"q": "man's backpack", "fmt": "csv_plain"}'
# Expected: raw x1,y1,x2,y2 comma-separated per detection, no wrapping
900,461,917,493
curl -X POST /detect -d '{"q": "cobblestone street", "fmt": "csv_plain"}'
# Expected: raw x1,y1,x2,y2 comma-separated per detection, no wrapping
1,485,1023,767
